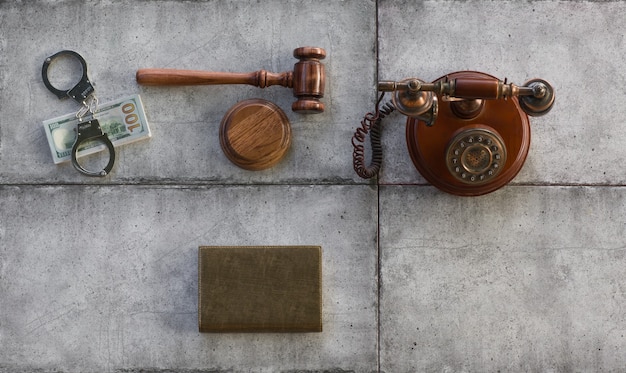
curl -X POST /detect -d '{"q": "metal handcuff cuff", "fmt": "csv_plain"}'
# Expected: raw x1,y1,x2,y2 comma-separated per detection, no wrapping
42,50,115,176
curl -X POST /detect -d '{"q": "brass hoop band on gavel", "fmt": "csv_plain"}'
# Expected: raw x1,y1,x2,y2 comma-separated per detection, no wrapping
136,47,326,113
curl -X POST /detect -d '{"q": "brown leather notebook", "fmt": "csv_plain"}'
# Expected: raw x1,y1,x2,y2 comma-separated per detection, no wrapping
198,246,322,332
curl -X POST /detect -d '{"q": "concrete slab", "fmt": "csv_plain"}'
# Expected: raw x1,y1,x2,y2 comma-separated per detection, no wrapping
3,0,626,372
378,0,626,186
0,0,376,184
377,2,626,370
1,2,379,371
380,185,626,372
0,185,378,372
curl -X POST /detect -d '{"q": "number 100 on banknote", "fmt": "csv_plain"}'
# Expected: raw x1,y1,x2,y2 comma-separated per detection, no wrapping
43,94,152,164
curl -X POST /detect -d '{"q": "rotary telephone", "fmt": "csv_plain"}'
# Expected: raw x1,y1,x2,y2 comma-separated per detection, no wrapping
352,71,555,196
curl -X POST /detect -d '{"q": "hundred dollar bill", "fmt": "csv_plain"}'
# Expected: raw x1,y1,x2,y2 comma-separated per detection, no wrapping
43,94,151,164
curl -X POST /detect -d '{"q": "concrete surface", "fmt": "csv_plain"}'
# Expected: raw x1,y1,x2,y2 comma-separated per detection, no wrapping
378,1,626,186
380,186,626,372
2,0,626,372
1,185,378,372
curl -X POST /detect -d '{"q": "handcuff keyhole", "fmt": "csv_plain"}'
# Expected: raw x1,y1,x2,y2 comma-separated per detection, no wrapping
45,54,85,92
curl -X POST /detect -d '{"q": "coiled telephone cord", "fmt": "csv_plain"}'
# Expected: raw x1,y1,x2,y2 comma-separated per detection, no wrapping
352,93,395,178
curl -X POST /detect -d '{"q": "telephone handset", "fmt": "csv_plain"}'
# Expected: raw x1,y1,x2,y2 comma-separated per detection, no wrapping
352,71,555,196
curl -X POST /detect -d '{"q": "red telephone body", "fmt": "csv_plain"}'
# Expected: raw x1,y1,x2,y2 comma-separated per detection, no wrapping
407,71,530,196
352,70,555,196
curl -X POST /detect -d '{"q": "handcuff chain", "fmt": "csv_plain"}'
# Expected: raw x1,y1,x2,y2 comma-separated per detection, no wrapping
76,94,99,121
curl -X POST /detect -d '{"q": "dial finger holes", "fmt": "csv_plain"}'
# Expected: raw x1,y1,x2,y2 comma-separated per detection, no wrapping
445,127,507,184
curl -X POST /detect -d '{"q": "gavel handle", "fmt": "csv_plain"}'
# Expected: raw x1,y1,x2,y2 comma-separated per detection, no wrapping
136,68,293,88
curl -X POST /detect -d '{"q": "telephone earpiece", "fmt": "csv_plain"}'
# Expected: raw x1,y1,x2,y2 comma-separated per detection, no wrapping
352,71,555,196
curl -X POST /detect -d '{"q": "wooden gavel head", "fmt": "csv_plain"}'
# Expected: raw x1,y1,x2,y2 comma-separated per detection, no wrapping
135,46,326,113
290,47,326,113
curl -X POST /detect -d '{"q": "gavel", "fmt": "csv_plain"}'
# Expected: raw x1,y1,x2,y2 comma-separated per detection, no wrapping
136,47,326,113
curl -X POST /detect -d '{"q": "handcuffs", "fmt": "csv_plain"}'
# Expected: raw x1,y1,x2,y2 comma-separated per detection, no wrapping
42,50,115,176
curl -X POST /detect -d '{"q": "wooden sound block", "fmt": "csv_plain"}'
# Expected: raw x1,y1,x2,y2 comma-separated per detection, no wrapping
219,99,291,170
198,246,322,333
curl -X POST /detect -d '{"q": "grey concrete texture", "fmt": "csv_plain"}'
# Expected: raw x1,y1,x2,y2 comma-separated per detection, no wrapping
0,0,376,184
376,2,626,370
380,186,626,372
378,0,626,186
1,185,378,372
2,0,626,372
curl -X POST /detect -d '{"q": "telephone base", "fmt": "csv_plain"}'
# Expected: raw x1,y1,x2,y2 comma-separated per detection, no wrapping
406,71,530,196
